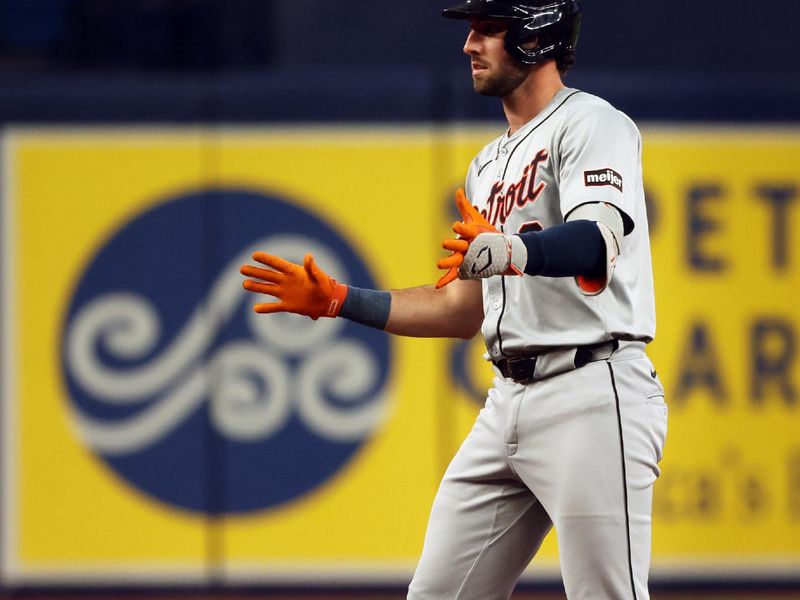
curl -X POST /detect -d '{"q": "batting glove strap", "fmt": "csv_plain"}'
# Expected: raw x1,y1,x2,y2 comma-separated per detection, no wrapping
326,280,349,317
458,232,528,280
507,234,528,275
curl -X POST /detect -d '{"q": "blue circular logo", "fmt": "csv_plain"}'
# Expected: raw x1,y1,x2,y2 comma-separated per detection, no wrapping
62,189,391,514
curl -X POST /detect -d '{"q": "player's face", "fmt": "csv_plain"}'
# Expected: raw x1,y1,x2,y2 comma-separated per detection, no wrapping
463,18,530,97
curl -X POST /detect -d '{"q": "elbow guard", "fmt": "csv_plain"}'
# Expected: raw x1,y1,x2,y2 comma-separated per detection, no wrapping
566,202,626,295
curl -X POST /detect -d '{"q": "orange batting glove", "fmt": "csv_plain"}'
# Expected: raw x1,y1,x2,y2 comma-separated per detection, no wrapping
435,188,497,289
240,252,348,320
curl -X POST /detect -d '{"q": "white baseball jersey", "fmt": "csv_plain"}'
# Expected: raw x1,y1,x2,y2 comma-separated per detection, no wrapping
463,87,656,359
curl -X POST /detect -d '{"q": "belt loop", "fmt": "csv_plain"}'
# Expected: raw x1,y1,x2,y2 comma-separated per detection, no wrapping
574,346,593,369
575,339,619,368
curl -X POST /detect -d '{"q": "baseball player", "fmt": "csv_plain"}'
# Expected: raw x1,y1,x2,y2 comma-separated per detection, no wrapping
240,1,667,598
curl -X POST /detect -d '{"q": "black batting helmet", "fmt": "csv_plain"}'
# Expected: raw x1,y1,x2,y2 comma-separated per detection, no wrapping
442,0,582,66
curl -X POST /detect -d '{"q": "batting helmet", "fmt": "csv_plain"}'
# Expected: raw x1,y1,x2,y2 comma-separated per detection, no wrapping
442,0,582,66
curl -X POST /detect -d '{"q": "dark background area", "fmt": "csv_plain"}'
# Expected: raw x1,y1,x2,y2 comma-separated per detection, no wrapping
0,0,798,123
1,0,797,75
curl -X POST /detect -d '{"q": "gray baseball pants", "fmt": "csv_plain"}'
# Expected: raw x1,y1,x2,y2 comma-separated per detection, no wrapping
408,342,667,600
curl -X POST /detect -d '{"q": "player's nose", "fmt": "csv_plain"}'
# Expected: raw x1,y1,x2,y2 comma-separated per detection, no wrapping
463,29,481,56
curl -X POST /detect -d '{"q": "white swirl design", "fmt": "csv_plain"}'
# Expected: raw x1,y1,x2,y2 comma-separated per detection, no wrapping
298,340,386,442
66,234,388,455
209,342,291,442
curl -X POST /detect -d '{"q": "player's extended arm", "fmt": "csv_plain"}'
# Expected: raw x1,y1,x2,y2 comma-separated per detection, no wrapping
241,252,483,339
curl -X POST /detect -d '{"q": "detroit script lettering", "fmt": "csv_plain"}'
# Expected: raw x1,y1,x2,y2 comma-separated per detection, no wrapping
482,149,549,226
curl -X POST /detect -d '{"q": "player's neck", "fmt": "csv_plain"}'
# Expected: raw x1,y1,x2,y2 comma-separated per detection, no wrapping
501,64,565,136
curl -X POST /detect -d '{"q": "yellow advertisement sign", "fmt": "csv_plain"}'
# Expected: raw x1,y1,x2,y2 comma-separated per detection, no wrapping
644,129,800,571
0,127,448,584
2,125,799,586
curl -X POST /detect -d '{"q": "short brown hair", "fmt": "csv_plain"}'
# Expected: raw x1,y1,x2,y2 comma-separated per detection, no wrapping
556,51,576,75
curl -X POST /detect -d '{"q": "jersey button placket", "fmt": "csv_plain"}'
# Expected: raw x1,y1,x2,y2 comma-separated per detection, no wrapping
496,144,508,177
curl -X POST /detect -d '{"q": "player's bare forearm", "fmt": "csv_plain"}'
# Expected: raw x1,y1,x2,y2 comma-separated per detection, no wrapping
385,278,483,339
241,251,483,337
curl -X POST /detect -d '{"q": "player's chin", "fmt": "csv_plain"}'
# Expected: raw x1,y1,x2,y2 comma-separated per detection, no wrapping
472,73,491,94
473,78,504,97
474,67,527,97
